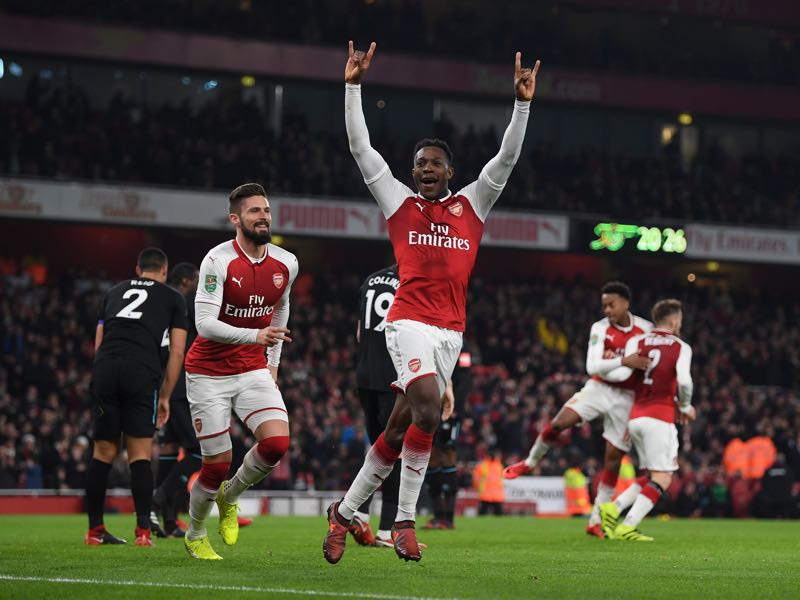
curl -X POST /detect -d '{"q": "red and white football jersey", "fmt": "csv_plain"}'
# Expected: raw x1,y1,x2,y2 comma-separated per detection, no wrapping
587,314,652,388
185,240,298,376
626,328,693,423
368,174,500,331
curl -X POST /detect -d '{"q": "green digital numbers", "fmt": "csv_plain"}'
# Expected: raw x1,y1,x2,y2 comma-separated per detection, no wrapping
590,223,687,254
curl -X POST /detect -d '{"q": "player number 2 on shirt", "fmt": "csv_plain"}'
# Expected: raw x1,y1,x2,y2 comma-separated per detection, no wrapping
116,289,148,320
642,349,661,385
364,290,394,332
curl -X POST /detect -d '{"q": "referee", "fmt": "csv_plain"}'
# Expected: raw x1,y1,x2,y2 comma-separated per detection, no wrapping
350,264,402,548
150,262,203,538
85,248,188,547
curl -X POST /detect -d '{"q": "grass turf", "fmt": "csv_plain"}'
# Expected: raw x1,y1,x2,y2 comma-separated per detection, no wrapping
0,515,798,599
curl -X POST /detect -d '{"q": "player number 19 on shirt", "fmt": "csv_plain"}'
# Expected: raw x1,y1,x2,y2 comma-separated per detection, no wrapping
364,290,394,332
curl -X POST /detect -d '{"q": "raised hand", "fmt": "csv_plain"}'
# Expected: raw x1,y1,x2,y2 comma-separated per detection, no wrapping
514,52,541,102
345,40,377,84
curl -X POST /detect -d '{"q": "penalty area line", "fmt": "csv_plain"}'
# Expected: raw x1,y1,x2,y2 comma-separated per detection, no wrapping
0,574,464,600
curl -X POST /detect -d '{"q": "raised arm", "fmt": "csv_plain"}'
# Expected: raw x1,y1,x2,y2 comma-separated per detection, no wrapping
467,54,540,221
345,41,411,219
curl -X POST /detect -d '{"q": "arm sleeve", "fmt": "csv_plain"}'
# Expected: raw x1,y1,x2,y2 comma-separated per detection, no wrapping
676,343,694,410
194,253,259,344
460,100,530,222
266,254,299,368
585,322,623,376
195,301,259,345
345,84,413,219
603,336,638,382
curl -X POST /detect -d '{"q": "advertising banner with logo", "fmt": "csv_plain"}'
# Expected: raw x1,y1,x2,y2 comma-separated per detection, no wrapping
0,179,569,251
503,477,567,514
685,224,800,265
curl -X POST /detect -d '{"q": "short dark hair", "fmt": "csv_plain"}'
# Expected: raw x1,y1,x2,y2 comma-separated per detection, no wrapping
601,281,631,301
652,299,682,324
229,183,267,215
413,138,454,165
168,262,198,287
137,247,167,272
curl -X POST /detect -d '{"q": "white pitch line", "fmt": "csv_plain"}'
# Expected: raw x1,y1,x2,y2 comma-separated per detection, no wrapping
0,574,464,600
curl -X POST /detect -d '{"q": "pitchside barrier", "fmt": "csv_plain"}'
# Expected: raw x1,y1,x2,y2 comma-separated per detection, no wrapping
0,477,568,517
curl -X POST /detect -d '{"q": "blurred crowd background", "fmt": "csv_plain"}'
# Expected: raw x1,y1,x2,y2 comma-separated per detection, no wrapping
2,272,798,517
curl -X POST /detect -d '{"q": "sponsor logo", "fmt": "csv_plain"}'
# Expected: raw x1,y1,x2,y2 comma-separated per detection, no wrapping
194,418,202,433
415,201,426,212
231,276,243,288
590,334,598,346
205,275,217,292
224,302,274,319
273,273,285,288
408,358,421,373
448,201,463,217
408,223,471,251
405,465,424,476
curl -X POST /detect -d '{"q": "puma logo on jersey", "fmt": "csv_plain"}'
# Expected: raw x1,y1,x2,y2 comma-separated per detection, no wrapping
231,276,243,288
606,334,615,342
415,202,425,212
405,465,424,476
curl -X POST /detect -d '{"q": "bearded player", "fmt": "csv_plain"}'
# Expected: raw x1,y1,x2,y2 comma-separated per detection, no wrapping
323,41,540,563
600,299,695,541
183,183,298,560
504,282,652,538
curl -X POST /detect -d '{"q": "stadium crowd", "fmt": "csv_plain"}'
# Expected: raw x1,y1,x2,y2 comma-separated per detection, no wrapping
1,270,798,518
2,79,798,227
3,0,798,86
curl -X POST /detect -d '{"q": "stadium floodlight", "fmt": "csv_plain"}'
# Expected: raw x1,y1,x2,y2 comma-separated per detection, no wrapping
0,58,4,79
203,79,218,91
678,112,693,125
9,61,22,77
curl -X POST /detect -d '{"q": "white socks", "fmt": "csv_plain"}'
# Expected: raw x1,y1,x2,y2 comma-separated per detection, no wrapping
525,437,550,469
340,437,399,521
187,483,217,541
623,494,655,527
613,481,643,512
588,482,616,526
223,445,276,503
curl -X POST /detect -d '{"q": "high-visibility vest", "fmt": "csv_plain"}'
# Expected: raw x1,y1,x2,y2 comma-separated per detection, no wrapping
564,468,591,515
746,436,777,480
473,459,505,502
723,438,748,477
614,456,637,499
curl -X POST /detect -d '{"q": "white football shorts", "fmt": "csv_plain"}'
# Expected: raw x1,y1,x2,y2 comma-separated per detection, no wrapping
564,378,633,452
627,416,679,472
186,368,288,456
385,319,462,397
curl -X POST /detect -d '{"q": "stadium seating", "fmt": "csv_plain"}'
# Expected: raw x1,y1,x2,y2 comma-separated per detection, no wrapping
1,272,797,517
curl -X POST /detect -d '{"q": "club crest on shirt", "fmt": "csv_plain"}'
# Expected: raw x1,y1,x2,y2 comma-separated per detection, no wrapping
205,275,217,292
273,273,285,288
408,358,421,373
194,418,203,433
448,201,463,217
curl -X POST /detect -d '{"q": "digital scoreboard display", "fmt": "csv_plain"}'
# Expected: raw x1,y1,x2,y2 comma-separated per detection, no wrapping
589,222,687,254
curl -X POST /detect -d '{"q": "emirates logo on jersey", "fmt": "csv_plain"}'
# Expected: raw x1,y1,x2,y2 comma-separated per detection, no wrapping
273,273,285,288
194,418,202,433
408,358,422,373
448,201,463,217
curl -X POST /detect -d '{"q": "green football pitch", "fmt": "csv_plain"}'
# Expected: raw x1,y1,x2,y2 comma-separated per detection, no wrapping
0,515,797,599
